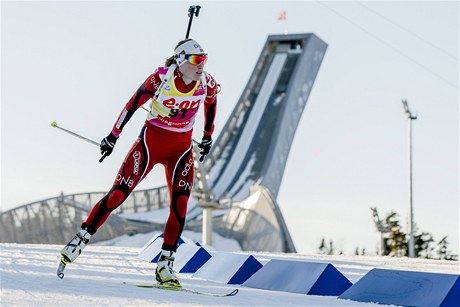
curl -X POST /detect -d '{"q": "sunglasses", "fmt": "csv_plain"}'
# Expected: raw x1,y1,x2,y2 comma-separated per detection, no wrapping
185,54,208,65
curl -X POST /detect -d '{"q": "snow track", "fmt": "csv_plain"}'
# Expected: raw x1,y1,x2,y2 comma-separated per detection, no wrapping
1,243,457,306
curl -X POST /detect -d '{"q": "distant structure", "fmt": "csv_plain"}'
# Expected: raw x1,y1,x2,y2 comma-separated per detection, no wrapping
201,33,327,202
401,99,417,258
0,189,168,244
0,33,327,253
370,207,392,256
193,33,328,252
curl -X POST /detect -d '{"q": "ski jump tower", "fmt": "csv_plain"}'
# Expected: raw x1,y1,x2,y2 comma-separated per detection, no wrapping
191,33,328,252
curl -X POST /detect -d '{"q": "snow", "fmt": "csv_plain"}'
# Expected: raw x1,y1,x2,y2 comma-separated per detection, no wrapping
120,207,172,224
1,231,458,306
95,230,242,253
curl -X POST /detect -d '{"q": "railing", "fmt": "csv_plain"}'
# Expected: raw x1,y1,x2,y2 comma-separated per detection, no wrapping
0,186,169,244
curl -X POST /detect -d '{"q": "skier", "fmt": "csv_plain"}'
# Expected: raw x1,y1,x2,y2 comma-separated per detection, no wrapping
60,38,219,287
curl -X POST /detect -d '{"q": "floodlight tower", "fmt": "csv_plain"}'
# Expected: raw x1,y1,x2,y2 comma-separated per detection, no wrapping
401,99,417,258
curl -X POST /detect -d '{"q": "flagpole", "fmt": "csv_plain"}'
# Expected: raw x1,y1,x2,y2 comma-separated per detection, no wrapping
277,10,288,34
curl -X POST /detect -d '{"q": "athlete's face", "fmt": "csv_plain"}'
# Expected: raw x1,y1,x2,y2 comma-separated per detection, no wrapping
179,54,207,82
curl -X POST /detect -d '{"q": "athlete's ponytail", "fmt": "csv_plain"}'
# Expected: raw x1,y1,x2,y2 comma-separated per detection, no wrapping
164,55,176,67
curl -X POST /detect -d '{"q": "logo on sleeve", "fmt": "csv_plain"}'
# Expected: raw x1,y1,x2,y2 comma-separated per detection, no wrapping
150,76,160,90
133,151,141,175
207,77,216,88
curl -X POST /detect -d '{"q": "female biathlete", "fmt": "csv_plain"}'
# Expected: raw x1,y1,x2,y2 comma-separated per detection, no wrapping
60,38,220,286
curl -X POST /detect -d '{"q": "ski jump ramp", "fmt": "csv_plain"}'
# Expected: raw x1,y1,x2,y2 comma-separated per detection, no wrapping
200,33,327,201
1,33,327,253
191,33,327,252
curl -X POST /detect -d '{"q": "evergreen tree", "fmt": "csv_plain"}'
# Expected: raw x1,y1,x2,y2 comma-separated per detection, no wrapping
436,236,458,261
383,211,407,256
414,231,434,259
318,237,336,255
373,208,457,260
437,236,449,260
318,238,327,255
328,239,335,255
354,247,367,256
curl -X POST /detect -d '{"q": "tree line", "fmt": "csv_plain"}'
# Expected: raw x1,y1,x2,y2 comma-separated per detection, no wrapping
318,208,458,260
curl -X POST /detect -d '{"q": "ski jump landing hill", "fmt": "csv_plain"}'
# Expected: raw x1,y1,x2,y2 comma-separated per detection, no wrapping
0,33,328,253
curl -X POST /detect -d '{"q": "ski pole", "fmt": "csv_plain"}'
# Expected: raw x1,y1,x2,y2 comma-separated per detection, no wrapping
51,122,109,162
51,121,100,147
52,120,200,147
185,5,201,39
139,6,201,119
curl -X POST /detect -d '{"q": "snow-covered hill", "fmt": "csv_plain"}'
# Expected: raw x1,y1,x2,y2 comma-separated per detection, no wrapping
1,232,458,306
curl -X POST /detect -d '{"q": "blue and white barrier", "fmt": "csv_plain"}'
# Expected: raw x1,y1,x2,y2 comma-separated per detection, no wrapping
193,252,263,284
339,268,460,307
243,259,352,296
138,232,211,273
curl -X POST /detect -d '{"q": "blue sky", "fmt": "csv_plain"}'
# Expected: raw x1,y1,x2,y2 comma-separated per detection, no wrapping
1,1,458,255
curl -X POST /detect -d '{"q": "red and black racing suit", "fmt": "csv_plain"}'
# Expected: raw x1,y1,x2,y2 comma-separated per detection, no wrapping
81,67,219,252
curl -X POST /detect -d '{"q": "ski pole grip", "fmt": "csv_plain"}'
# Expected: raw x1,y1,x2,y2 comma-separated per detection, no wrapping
188,5,201,17
192,5,201,17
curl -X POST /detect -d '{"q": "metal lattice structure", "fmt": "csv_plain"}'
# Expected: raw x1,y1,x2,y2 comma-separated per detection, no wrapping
0,187,169,244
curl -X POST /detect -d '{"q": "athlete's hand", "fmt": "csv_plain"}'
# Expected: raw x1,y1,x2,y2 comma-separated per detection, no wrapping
198,135,212,162
99,132,118,162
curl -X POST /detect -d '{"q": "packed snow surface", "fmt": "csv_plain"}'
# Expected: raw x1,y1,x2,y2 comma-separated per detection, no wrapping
1,231,458,306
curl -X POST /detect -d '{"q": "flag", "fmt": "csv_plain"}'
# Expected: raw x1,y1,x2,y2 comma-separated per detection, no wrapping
277,10,287,21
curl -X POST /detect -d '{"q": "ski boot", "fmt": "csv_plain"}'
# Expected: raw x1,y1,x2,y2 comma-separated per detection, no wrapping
155,250,181,287
57,228,91,279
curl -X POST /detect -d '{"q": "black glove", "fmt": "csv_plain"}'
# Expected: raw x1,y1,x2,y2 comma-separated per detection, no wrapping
198,135,212,162
99,132,118,162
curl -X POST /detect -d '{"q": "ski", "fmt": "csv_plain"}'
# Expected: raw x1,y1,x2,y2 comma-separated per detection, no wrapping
134,283,239,297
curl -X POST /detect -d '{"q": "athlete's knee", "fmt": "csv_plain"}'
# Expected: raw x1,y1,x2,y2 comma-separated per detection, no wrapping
106,189,126,210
